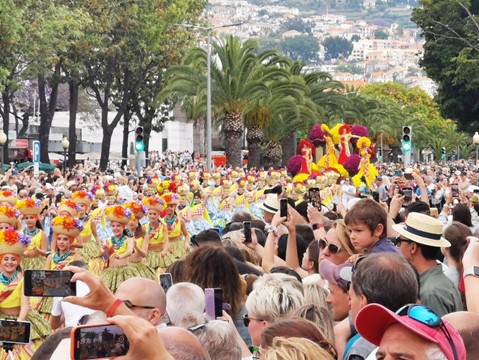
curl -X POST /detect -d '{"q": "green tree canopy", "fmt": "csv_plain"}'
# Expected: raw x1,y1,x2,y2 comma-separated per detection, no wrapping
322,36,353,60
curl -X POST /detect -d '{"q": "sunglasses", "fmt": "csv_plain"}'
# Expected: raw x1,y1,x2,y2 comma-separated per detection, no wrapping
393,236,412,247
242,314,264,327
122,300,155,310
318,239,342,254
396,304,458,360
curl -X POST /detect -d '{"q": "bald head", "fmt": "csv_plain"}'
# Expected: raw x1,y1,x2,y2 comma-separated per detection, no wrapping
158,327,210,360
443,311,479,360
115,277,166,326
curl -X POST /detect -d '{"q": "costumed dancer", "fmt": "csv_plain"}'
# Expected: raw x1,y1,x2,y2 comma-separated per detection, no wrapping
190,190,212,234
124,202,156,281
338,124,352,165
230,178,253,216
162,193,191,259
39,216,83,320
0,190,17,207
177,193,196,236
101,205,140,292
16,198,48,271
0,205,19,232
293,139,320,182
72,190,105,276
352,137,378,188
317,124,339,170
213,180,234,229
142,196,175,274
0,228,51,359
50,200,81,253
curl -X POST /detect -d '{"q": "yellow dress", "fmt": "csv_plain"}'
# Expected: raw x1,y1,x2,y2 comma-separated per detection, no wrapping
165,216,187,259
146,223,175,273
20,230,45,271
0,274,51,359
127,236,156,281
77,215,104,276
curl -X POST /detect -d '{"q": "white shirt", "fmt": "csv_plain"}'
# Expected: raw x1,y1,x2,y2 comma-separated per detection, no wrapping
51,281,95,327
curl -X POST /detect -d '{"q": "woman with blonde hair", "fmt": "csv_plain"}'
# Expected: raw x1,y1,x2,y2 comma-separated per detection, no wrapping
260,336,335,360
319,219,357,265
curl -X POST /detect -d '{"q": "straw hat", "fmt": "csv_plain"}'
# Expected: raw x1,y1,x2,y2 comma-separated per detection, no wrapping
142,196,165,212
93,188,105,199
392,212,451,248
257,194,280,214
16,198,43,216
104,184,118,197
105,205,133,225
72,190,94,206
0,205,20,226
52,216,83,239
0,228,31,256
123,201,148,219
58,200,81,217
162,192,179,206
0,190,17,206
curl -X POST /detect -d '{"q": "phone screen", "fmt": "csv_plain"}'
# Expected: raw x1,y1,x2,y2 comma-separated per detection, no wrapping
0,320,31,344
205,288,223,320
159,273,173,293
243,221,252,243
280,198,288,218
401,187,413,200
71,324,129,360
404,173,414,180
24,270,76,297
452,184,459,197
308,187,321,209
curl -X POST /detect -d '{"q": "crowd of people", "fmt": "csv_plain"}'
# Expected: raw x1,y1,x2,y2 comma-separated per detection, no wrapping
0,152,478,359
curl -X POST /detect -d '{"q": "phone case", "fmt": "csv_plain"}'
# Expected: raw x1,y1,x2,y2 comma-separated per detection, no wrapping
71,324,129,360
205,288,222,320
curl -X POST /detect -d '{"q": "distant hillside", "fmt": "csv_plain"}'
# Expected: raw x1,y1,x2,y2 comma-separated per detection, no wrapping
249,0,418,12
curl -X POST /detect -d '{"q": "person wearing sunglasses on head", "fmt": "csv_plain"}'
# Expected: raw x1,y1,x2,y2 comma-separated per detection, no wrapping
355,303,466,360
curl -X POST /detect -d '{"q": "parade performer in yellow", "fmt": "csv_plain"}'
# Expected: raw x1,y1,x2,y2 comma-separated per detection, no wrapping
162,193,191,259
352,136,378,188
317,124,339,170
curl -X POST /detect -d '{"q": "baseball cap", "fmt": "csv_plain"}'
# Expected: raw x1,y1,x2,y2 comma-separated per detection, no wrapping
356,303,466,360
318,260,352,292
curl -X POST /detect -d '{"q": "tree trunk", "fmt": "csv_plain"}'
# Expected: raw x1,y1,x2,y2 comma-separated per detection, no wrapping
1,90,10,167
121,109,130,168
68,80,79,168
246,123,263,170
263,141,282,169
38,70,60,164
100,127,113,171
196,116,206,156
143,120,152,168
222,112,244,168
281,132,295,167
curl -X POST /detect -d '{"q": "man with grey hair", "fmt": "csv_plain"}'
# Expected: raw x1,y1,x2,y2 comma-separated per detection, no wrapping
244,273,305,346
158,326,210,360
166,282,205,326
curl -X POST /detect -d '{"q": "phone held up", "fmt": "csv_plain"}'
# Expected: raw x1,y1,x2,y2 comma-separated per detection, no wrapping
308,187,321,210
451,184,459,198
205,288,223,320
24,270,76,297
243,221,252,243
159,273,173,293
0,319,31,345
71,324,129,360
280,198,288,218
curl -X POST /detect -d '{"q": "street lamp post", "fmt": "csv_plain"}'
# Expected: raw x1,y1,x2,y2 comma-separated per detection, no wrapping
62,136,70,173
177,22,242,172
0,130,7,174
474,132,479,164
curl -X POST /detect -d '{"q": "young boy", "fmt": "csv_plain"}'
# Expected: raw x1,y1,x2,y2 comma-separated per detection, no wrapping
344,199,400,254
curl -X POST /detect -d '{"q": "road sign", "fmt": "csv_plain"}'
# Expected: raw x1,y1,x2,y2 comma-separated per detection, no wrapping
33,141,40,163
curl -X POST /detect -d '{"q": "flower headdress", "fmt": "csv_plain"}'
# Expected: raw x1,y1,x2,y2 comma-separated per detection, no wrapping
0,205,20,226
142,196,165,212
58,199,82,217
16,198,43,216
104,184,118,197
52,216,84,239
72,190,94,206
105,205,133,225
0,190,17,206
162,192,179,206
357,137,372,149
0,228,31,256
123,201,148,219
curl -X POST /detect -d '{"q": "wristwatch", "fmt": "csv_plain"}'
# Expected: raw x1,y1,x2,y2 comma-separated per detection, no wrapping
463,266,479,279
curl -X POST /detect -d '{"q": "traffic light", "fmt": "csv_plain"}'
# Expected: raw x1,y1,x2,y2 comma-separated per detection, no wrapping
135,127,144,151
401,126,411,152
441,147,446,159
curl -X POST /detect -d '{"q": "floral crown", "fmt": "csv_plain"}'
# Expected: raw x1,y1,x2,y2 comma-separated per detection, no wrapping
0,205,20,226
0,190,17,206
72,190,94,205
52,216,84,239
162,192,179,205
105,205,133,225
0,228,31,256
104,184,118,196
142,196,165,212
124,201,148,219
16,198,43,216
58,200,82,217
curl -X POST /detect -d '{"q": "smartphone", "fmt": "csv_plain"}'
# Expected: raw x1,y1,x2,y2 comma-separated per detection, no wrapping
24,270,76,297
372,191,380,203
71,323,129,360
401,187,413,200
473,189,479,194
394,170,402,177
243,221,252,243
159,273,173,293
404,172,414,180
451,184,459,198
0,319,31,344
205,288,223,320
308,187,321,209
280,198,288,218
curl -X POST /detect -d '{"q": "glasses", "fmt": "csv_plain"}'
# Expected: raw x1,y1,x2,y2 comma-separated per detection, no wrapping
393,236,412,247
396,304,458,360
122,300,155,310
242,314,263,327
187,323,207,333
318,239,342,254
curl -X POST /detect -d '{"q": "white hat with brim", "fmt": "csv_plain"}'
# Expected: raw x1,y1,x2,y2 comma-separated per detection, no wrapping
257,194,280,214
392,212,450,248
